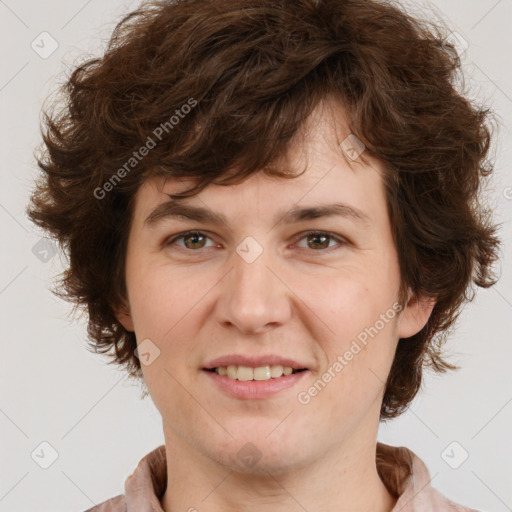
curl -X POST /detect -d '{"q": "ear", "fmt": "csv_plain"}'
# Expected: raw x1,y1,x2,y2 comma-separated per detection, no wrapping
113,301,135,332
396,290,436,339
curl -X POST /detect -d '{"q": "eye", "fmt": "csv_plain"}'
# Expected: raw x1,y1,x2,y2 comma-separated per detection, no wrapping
294,231,347,252
163,230,347,253
165,231,217,250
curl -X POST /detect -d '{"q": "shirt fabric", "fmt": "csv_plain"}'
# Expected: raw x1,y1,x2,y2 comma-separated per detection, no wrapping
84,443,479,512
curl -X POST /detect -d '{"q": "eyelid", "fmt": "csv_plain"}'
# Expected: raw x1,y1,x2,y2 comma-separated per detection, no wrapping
293,230,348,252
163,230,349,253
163,230,219,250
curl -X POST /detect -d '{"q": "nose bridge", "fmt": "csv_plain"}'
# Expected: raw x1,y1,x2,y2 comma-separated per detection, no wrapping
217,238,290,333
233,246,271,301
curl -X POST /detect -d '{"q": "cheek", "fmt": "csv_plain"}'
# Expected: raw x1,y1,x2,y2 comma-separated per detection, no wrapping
301,280,399,428
126,264,205,416
126,259,204,340
312,264,399,339
124,260,208,399
305,256,401,394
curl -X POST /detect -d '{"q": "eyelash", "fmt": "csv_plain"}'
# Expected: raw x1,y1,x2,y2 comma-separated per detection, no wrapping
163,230,348,254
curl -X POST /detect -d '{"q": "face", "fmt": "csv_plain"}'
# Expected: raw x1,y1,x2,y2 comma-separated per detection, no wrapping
116,100,433,474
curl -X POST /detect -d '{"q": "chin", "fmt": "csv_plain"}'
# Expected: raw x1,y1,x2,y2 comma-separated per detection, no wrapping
209,427,313,475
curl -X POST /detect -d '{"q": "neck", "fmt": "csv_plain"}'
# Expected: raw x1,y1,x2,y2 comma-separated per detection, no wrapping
160,428,396,512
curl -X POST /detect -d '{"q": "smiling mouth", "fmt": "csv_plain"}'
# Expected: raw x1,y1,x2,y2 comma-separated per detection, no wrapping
205,365,307,381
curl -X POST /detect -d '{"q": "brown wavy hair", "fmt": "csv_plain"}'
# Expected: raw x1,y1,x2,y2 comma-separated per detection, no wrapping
27,0,501,419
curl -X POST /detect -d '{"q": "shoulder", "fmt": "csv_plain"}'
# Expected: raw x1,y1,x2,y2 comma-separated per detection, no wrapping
377,442,482,512
82,494,126,512
419,485,481,511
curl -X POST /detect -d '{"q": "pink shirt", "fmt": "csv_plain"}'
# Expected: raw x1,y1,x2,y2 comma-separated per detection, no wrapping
84,443,479,511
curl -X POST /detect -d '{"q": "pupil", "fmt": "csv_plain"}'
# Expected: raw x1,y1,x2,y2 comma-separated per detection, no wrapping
185,233,204,249
309,234,328,249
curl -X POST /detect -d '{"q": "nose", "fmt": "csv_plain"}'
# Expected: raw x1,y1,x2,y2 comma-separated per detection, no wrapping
215,245,292,335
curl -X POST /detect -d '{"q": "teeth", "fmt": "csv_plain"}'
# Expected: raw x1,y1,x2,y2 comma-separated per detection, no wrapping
253,366,271,380
214,365,298,381
270,365,284,378
227,365,237,379
237,365,254,381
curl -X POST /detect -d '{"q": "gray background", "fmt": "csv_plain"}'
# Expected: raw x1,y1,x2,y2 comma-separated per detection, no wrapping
1,0,511,510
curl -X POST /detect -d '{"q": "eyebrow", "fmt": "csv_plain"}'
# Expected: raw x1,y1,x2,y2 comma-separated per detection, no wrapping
144,196,371,229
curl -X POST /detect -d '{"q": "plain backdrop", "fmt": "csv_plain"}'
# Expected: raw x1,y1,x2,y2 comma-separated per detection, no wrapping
1,0,511,511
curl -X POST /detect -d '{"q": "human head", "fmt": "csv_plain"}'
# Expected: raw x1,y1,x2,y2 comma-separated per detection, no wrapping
27,0,500,420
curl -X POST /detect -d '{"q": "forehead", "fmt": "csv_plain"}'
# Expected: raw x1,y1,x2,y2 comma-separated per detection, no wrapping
131,100,388,229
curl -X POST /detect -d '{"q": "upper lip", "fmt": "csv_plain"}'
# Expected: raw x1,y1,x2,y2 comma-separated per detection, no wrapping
203,354,309,370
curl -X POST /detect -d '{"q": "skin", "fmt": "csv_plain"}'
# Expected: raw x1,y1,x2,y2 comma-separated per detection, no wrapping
115,99,435,512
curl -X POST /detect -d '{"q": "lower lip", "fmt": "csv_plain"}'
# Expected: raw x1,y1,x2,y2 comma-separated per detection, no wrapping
202,370,309,399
